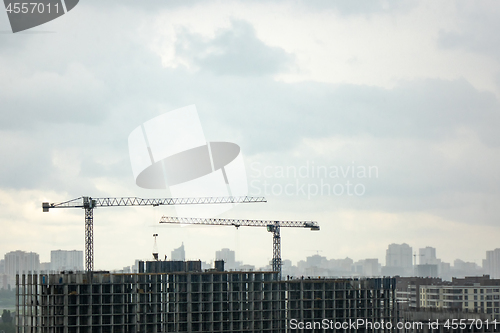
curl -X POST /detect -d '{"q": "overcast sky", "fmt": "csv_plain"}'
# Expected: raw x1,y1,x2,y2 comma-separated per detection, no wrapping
1,0,499,271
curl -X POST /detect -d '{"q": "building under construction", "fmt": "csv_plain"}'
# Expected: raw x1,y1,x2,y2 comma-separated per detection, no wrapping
16,261,397,333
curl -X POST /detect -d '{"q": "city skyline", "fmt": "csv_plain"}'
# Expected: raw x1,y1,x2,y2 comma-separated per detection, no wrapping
1,243,495,278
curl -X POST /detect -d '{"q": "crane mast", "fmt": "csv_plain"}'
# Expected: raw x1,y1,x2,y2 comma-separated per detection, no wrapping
42,196,266,272
159,216,320,279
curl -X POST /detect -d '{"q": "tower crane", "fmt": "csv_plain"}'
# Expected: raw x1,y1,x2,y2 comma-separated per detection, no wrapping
159,216,320,279
42,196,266,272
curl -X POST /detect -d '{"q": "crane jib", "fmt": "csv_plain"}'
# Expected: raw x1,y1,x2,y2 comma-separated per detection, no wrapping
42,195,267,272
158,216,320,280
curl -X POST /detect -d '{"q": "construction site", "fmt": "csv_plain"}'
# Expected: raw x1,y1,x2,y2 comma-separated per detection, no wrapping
16,264,397,333
14,196,398,332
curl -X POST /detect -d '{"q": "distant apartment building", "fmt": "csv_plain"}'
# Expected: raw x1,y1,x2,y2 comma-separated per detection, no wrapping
419,275,500,320
395,276,500,332
415,264,438,278
4,250,40,288
1,273,8,290
296,255,354,277
353,259,380,277
51,250,84,272
40,262,51,272
382,243,413,276
419,246,437,265
484,248,500,279
0,258,5,290
415,247,479,280
281,259,295,277
395,276,443,309
417,247,439,277
215,248,240,270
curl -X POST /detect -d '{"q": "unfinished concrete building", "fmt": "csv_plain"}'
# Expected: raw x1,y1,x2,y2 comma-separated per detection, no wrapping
287,277,397,332
16,262,397,333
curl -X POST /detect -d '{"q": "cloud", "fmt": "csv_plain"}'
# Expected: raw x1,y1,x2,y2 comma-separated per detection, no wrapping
437,2,500,63
175,20,294,76
194,76,500,154
0,63,108,129
297,0,418,16
0,130,52,189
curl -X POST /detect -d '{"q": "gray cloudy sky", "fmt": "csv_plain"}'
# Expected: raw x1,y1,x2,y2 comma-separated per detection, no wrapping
1,0,499,270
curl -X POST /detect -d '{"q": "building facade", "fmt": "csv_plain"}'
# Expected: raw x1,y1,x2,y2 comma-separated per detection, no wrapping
419,276,500,320
484,249,500,279
170,243,185,261
50,250,84,272
4,250,40,289
395,277,442,310
287,277,396,332
215,248,239,270
382,244,413,277
16,268,397,332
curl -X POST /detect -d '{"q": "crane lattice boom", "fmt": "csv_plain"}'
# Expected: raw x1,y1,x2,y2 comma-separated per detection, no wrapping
159,216,319,229
159,216,319,279
43,196,265,211
43,196,266,272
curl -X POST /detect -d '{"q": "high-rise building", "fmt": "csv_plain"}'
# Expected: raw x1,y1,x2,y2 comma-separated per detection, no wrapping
419,246,437,265
417,246,454,278
1,274,7,290
1,258,8,290
415,264,438,278
4,250,40,288
353,259,380,277
382,243,413,276
215,248,239,270
171,243,185,261
40,262,51,272
484,248,500,279
51,250,84,272
386,243,413,267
